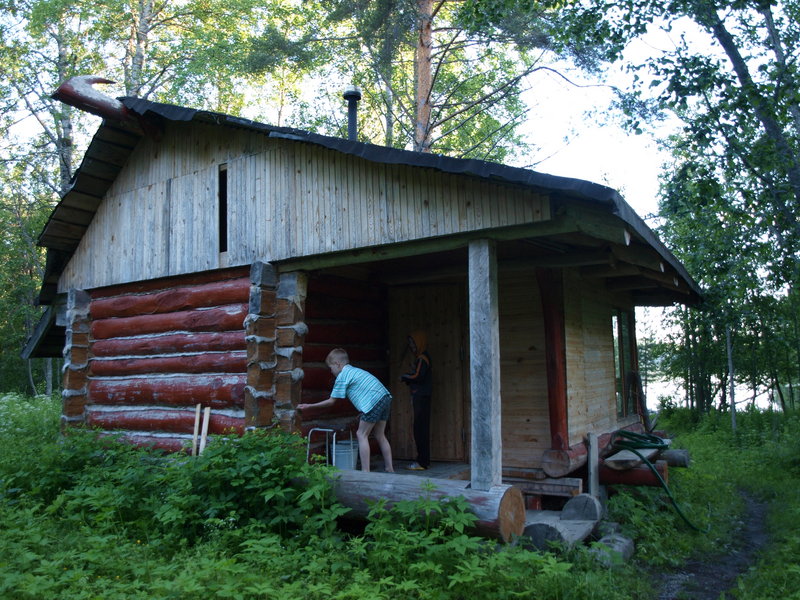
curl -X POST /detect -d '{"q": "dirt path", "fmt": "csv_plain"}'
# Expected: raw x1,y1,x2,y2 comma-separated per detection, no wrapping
655,493,769,600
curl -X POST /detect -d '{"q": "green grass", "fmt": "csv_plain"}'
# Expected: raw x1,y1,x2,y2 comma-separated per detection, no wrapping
1,393,798,599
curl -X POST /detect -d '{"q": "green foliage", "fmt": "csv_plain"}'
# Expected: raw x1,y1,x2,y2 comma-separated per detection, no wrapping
8,396,800,599
649,406,800,598
0,395,655,599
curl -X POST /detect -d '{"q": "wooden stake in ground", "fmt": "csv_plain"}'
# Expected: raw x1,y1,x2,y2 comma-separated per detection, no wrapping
191,403,201,456
199,407,211,455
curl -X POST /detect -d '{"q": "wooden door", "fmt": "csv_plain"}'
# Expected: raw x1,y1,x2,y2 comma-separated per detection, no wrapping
388,283,468,462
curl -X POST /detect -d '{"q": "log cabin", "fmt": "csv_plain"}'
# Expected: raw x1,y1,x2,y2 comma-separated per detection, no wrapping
24,77,700,530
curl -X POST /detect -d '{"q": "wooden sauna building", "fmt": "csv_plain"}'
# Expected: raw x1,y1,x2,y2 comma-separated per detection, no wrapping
25,77,701,501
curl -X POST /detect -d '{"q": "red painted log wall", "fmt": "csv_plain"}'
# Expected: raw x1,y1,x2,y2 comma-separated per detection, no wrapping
89,375,246,408
86,408,244,435
92,331,245,357
86,269,251,451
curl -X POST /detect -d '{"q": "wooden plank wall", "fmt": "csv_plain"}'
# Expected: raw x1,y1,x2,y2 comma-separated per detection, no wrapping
59,123,550,294
84,268,250,451
498,268,550,469
564,270,636,444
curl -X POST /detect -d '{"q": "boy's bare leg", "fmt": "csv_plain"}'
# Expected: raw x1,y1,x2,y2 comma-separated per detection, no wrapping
372,419,394,472
356,420,376,472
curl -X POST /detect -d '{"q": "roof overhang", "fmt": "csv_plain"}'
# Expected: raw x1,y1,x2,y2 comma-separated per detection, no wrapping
36,83,702,309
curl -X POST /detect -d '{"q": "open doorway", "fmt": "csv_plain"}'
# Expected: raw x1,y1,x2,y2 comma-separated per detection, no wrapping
388,283,470,463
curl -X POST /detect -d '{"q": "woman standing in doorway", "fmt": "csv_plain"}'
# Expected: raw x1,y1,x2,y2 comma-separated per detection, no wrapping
401,331,432,471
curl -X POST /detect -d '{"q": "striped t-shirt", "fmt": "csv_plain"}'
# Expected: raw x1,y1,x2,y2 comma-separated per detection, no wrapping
331,364,390,413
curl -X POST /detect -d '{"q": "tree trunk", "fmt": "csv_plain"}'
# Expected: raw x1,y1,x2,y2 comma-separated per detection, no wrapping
26,360,36,396
127,0,154,96
55,29,73,192
45,358,53,395
759,6,800,138
698,4,800,240
727,325,736,433
413,0,433,152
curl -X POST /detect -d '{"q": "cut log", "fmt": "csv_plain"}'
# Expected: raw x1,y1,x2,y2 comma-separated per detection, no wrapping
85,407,245,435
522,510,597,550
540,423,647,478
91,304,249,339
603,447,660,471
599,460,669,487
90,268,250,300
90,278,250,319
89,351,247,377
88,374,247,408
330,470,525,542
92,331,246,357
661,449,690,467
504,477,583,498
541,446,589,478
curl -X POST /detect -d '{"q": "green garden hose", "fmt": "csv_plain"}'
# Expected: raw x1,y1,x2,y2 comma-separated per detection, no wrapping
610,430,710,532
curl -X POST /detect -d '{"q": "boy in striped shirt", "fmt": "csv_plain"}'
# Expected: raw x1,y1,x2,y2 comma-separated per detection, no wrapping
298,348,394,473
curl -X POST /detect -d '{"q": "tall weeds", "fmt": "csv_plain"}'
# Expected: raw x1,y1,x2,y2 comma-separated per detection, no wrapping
4,393,797,598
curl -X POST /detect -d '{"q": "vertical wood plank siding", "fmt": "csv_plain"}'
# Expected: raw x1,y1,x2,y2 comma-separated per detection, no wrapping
58,123,549,294
563,269,635,445
498,269,549,469
84,268,250,451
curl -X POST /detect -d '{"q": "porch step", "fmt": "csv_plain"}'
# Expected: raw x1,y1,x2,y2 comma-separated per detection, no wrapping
523,511,596,549
521,493,603,550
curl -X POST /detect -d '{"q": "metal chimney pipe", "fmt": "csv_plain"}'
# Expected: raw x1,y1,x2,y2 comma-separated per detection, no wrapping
343,85,361,141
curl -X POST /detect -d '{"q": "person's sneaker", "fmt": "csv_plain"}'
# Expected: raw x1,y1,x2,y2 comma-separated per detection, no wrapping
405,462,427,471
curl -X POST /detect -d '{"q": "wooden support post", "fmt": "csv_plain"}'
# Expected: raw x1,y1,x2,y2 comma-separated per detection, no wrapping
468,239,502,490
535,268,568,452
587,432,600,498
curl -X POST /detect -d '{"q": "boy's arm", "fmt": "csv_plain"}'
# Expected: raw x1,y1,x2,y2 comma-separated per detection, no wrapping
297,397,341,411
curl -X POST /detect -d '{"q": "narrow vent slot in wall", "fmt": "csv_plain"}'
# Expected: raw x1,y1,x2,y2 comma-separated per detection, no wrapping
218,164,228,253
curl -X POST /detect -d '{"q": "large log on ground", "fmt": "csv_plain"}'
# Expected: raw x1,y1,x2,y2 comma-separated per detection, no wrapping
599,460,669,487
330,470,525,542
541,423,647,478
117,432,189,453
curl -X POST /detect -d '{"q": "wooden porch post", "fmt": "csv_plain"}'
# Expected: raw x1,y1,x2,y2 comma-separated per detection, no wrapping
468,239,502,490
535,268,569,451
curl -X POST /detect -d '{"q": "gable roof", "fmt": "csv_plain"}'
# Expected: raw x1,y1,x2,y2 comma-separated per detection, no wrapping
36,93,702,308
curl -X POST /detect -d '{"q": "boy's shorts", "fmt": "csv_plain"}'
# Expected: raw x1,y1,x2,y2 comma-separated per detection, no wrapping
361,394,392,423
